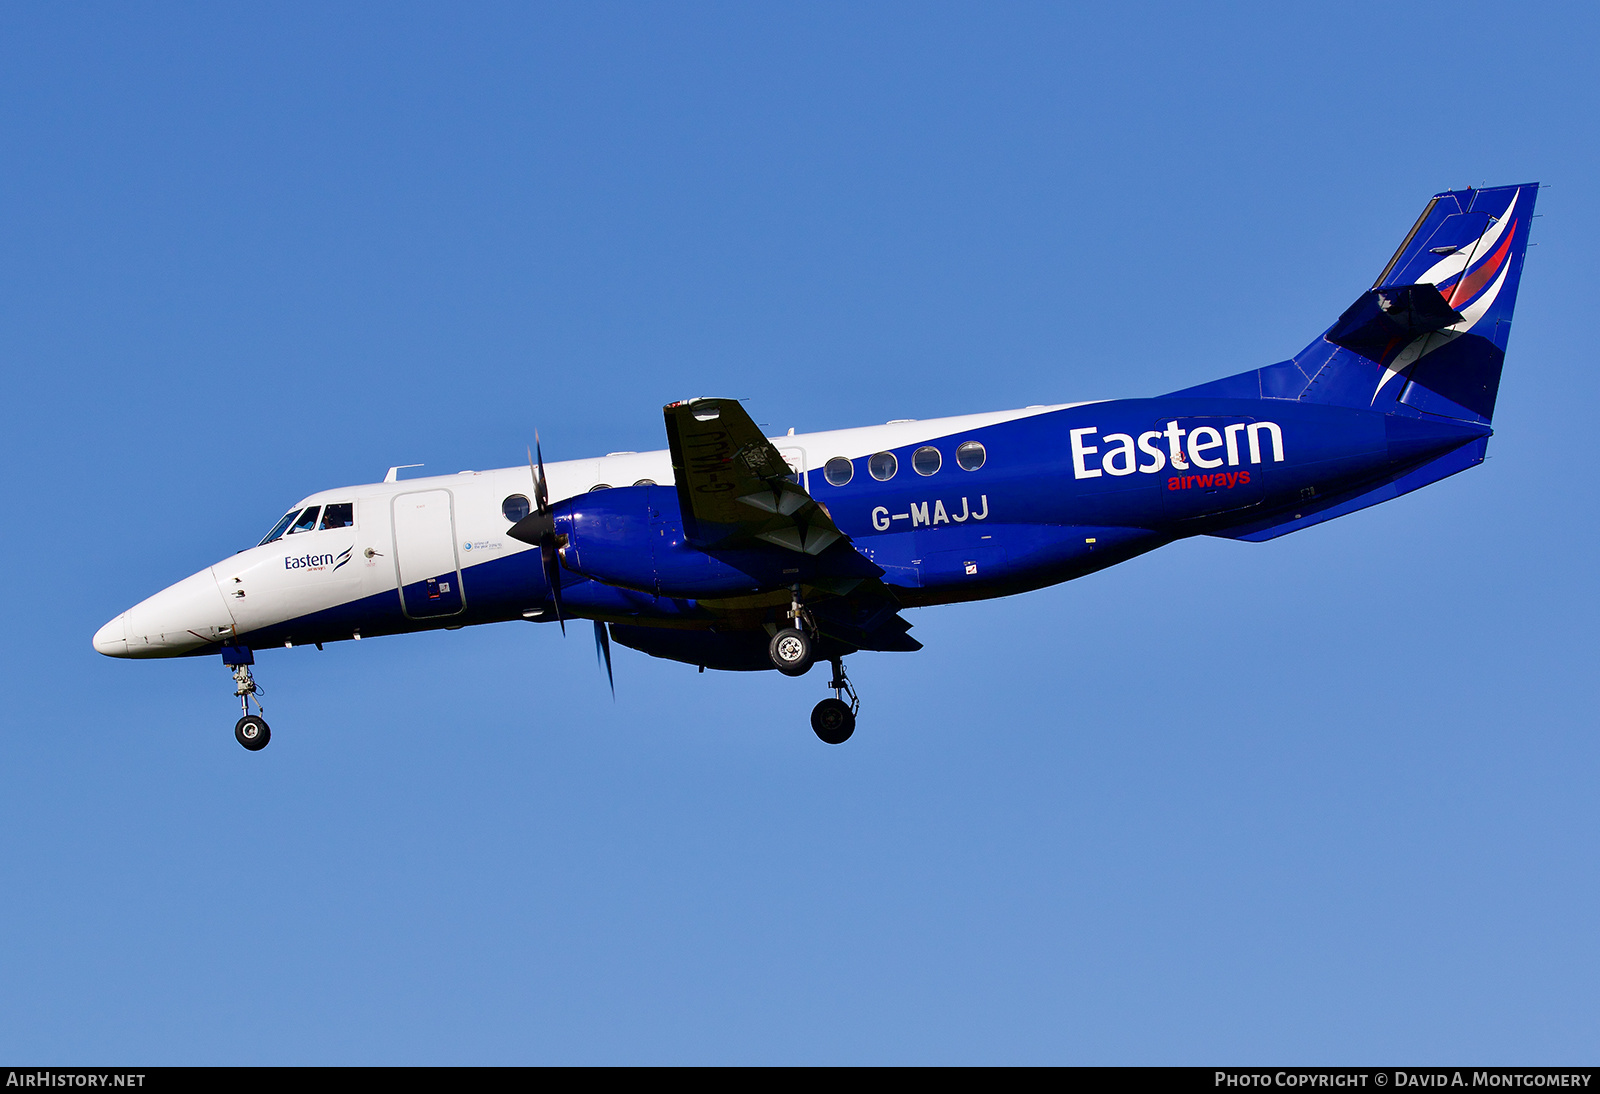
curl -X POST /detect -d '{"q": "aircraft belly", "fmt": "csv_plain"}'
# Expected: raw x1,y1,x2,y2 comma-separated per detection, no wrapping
859,523,1165,599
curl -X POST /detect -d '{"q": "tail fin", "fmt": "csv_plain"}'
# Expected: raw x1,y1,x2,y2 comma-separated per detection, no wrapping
1175,183,1539,424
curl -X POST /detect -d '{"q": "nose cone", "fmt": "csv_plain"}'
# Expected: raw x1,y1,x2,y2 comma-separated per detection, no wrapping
95,568,236,658
93,613,129,657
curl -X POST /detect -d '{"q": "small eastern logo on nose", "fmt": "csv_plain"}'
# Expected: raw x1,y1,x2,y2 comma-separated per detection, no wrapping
464,542,472,550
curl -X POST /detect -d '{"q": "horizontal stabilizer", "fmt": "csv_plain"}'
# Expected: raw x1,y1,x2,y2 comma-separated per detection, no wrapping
1325,284,1463,366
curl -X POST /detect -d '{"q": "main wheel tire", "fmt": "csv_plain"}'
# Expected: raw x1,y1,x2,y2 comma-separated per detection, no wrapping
235,714,271,751
769,628,814,676
811,698,855,744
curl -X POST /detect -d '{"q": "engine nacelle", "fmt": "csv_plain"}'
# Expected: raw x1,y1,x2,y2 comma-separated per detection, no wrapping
555,485,773,599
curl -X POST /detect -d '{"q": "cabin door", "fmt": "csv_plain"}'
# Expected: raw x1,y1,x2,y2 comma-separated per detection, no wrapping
392,489,466,618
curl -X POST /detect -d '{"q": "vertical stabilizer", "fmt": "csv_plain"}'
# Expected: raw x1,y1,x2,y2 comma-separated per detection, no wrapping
1173,183,1538,425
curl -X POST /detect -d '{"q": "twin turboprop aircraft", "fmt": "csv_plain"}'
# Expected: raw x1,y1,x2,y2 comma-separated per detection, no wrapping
95,183,1539,749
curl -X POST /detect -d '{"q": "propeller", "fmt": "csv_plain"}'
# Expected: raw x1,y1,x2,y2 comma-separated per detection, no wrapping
508,436,617,695
593,620,614,697
508,434,565,635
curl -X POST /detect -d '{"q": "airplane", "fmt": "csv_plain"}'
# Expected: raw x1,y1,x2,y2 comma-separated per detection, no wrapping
94,182,1539,750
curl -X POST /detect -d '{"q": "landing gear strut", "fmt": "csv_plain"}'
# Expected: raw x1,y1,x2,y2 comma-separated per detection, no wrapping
770,589,860,743
810,658,858,745
769,586,817,676
223,646,270,751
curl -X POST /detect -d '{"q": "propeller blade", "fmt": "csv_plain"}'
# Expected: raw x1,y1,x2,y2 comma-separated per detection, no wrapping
522,434,564,633
543,540,565,635
533,432,549,513
593,620,614,697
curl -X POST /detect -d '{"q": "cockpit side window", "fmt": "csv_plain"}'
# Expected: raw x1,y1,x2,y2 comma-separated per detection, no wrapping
258,511,299,546
287,506,321,535
320,502,354,530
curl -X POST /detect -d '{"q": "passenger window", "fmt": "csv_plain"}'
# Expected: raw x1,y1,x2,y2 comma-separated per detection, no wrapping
956,441,986,471
912,447,941,476
287,506,321,534
633,479,657,487
589,483,612,492
258,511,298,546
502,494,531,522
320,502,354,530
868,452,897,481
823,457,853,486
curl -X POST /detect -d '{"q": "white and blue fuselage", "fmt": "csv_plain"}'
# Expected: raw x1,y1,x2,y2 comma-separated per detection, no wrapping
92,182,1538,747
93,403,1085,659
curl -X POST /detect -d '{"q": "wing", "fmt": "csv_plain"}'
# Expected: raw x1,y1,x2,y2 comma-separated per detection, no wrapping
663,397,842,555
661,397,921,654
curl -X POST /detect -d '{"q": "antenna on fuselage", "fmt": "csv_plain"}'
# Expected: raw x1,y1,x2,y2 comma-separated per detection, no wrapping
384,464,424,483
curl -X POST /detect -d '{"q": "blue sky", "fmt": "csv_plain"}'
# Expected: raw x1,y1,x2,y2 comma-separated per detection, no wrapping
3,2,1597,1063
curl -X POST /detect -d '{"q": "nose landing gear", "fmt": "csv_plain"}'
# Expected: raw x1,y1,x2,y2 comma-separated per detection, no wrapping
223,646,270,751
810,658,858,745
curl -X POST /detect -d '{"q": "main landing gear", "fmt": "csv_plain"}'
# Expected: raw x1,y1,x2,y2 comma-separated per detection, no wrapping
223,646,270,751
765,588,860,745
769,586,817,676
768,627,813,676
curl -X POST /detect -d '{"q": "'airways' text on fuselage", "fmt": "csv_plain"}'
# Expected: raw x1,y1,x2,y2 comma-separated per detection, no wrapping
1069,420,1285,479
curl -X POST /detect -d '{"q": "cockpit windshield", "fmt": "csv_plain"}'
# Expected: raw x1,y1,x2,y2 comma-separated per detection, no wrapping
257,501,353,547
287,506,322,535
258,510,301,546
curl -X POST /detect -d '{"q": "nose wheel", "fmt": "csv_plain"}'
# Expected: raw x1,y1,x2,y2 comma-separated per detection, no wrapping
223,645,271,751
810,658,858,744
235,714,271,751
